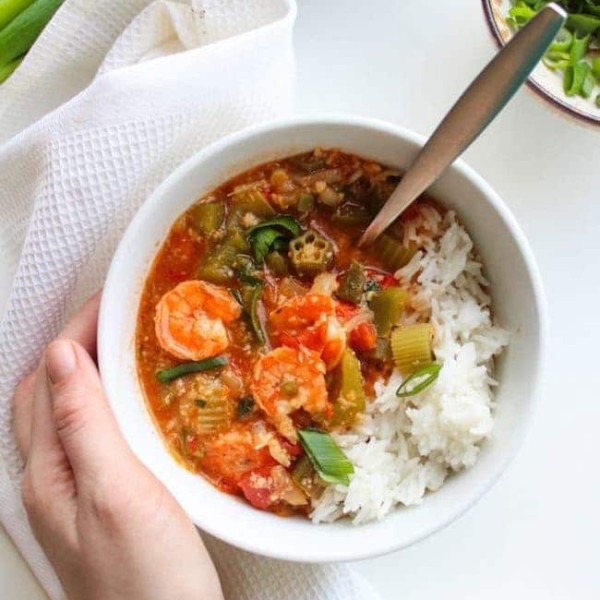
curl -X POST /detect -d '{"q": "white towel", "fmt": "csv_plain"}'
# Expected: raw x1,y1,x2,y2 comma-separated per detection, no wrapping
0,1,380,598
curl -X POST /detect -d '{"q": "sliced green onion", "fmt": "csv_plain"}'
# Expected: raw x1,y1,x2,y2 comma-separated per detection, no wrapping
564,61,591,97
570,32,591,64
298,429,354,486
542,50,571,71
396,362,442,398
581,69,596,99
592,56,600,79
248,283,266,344
549,27,573,53
596,93,600,108
156,356,229,383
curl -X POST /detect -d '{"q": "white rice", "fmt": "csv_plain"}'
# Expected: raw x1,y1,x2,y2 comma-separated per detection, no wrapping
310,208,510,524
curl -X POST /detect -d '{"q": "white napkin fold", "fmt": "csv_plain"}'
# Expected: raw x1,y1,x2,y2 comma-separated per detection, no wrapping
0,0,380,598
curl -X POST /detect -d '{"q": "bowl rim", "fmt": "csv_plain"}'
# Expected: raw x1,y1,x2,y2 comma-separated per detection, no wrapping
98,114,549,562
480,0,600,128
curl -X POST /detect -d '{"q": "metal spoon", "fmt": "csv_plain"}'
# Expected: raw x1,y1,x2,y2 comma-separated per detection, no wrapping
359,3,566,247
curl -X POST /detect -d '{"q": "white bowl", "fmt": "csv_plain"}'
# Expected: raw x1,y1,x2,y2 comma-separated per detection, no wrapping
98,115,547,563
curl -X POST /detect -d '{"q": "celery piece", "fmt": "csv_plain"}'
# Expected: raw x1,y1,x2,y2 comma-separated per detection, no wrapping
330,348,366,427
370,287,409,337
337,261,365,304
390,324,433,376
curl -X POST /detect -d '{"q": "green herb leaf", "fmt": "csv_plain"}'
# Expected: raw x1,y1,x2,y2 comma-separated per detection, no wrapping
298,429,354,486
247,215,301,238
249,228,286,263
247,216,301,263
156,356,229,383
396,362,442,398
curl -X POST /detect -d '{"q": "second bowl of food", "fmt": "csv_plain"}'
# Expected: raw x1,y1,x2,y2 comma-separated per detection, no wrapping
98,115,546,562
483,0,600,127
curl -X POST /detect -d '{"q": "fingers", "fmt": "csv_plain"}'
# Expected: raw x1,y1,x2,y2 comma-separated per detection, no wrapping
12,372,36,461
43,340,134,495
12,291,102,464
58,291,101,359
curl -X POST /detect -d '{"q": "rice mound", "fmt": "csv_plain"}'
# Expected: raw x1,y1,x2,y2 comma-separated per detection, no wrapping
310,208,509,524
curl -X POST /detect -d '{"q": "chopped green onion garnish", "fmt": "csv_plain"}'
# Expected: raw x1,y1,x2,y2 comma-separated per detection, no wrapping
156,356,229,383
298,429,354,486
396,362,442,398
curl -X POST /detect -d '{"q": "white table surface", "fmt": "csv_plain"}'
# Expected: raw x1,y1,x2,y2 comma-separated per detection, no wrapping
1,0,600,598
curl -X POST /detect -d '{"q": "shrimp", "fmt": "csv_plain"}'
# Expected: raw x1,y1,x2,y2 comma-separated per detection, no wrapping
250,346,329,442
155,280,241,361
269,293,346,370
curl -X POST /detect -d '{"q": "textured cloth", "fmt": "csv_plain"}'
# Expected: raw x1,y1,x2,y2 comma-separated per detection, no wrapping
0,1,380,598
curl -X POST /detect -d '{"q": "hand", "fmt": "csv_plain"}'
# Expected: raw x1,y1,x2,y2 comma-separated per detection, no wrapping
12,293,223,600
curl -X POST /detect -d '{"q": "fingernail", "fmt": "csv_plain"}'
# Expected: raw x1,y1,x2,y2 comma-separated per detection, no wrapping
46,340,76,384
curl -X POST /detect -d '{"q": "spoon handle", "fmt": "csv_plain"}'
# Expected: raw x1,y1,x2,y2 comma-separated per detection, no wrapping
359,3,566,247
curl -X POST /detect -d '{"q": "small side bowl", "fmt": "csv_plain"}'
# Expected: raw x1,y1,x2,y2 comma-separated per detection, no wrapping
98,115,547,563
482,0,600,128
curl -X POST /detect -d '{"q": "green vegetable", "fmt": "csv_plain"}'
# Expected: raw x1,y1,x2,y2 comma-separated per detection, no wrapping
373,233,416,273
197,244,237,284
237,396,255,419
246,283,266,344
156,356,229,383
337,261,366,304
233,255,261,285
564,61,592,96
297,192,315,212
592,56,600,78
247,216,301,263
297,429,354,486
0,0,35,30
370,287,409,337
0,53,21,83
542,50,571,71
281,380,299,397
224,228,250,253
549,27,573,52
191,201,225,234
596,93,600,107
265,251,288,275
570,32,590,63
367,337,392,361
390,324,433,375
396,363,442,398
289,230,334,276
228,188,275,227
195,399,207,408
567,13,600,36
331,204,372,228
0,0,63,69
291,455,325,499
331,348,366,426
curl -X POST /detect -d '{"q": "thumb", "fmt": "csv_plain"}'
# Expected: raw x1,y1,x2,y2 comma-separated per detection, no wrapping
45,339,134,492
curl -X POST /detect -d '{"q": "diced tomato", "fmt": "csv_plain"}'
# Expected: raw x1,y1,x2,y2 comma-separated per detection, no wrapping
349,321,377,352
335,301,358,320
279,323,327,355
279,438,303,459
239,466,277,510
